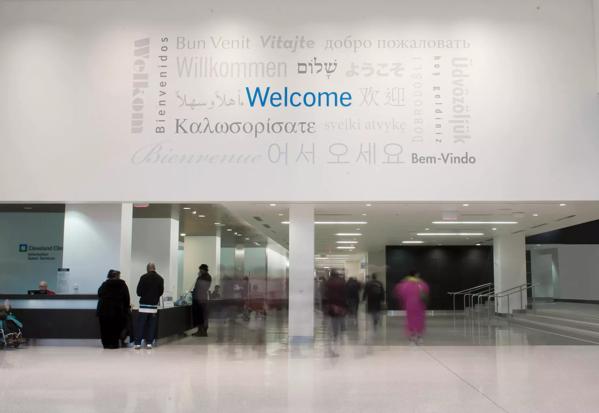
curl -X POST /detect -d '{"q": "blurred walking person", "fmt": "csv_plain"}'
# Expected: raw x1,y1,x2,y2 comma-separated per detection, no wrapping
324,269,347,357
363,273,385,344
346,277,361,326
393,271,429,344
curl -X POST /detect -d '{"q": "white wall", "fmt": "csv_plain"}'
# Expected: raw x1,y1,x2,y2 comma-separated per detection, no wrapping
0,212,64,293
62,204,132,294
531,245,599,301
131,218,179,303
182,236,220,292
1,0,599,202
529,248,559,298
594,0,599,92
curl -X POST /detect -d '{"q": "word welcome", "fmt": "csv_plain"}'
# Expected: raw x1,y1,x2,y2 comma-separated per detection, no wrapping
245,86,352,108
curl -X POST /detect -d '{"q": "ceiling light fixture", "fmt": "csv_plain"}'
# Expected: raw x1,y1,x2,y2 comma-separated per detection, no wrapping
533,213,539,217
337,246,356,250
269,203,277,207
402,240,424,244
366,203,372,207
559,203,567,207
198,214,205,218
183,207,191,210
282,221,367,225
227,228,232,232
180,233,186,237
336,241,358,244
492,228,497,231
336,233,362,236
432,221,518,225
463,203,470,207
417,232,484,236
192,211,197,215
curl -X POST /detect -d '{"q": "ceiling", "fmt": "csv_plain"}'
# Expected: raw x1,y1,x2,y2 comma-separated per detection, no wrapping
133,203,269,248
224,201,599,255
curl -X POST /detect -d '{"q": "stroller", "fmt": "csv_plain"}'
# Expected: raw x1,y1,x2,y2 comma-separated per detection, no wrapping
0,301,25,349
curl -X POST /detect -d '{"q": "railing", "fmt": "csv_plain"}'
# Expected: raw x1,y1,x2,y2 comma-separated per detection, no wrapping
448,283,493,313
494,283,536,319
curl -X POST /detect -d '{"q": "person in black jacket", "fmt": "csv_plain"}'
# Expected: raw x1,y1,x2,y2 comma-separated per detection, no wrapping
363,273,385,335
134,263,164,349
192,264,212,337
97,269,130,349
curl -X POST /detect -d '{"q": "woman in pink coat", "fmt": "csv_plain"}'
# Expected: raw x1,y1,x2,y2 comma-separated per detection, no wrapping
394,272,430,343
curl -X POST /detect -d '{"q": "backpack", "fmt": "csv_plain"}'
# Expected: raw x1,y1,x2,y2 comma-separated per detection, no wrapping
369,281,384,299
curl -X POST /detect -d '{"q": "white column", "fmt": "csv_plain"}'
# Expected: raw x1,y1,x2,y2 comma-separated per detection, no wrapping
288,204,315,344
183,235,221,293
62,203,132,294
493,232,527,314
131,217,179,303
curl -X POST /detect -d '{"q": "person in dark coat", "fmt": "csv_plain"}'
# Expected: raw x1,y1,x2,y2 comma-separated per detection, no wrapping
345,277,361,325
192,264,212,337
134,263,164,349
97,269,130,349
363,273,385,335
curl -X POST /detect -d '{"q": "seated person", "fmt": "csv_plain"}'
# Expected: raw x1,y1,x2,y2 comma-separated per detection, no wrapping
36,281,56,295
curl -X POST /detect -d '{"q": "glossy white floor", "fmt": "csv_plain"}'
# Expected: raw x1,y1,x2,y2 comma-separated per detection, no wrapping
2,314,598,413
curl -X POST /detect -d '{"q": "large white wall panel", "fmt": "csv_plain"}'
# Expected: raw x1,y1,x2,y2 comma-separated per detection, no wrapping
0,0,598,202
62,204,132,293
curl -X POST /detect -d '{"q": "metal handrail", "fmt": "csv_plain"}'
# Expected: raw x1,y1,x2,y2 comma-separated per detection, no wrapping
448,283,493,313
493,283,537,318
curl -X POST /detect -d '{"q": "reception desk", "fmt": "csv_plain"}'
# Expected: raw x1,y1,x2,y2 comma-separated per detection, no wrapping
0,294,194,340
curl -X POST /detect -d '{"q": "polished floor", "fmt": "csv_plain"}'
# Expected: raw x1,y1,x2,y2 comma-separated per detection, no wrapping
1,313,598,413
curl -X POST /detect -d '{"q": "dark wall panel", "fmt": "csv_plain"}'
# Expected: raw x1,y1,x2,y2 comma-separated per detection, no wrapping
386,246,493,310
526,219,599,244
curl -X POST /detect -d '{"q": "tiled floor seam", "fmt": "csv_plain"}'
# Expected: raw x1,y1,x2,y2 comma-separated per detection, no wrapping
419,346,511,413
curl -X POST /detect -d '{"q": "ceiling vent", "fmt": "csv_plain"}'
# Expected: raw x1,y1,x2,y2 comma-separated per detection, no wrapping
253,216,263,222
556,215,576,222
263,224,271,229
512,229,526,234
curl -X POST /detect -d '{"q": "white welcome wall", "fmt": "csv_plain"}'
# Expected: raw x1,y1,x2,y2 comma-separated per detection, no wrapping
1,0,598,202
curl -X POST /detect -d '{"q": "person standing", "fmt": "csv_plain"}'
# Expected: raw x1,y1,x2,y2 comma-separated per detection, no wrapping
38,281,56,295
134,263,164,349
97,269,130,349
393,271,429,344
363,273,385,338
192,264,212,337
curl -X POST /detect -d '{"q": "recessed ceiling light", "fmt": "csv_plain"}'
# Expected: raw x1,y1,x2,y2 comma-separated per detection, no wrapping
214,222,221,225
192,211,197,214
356,228,361,231
361,213,367,216
425,228,430,231
236,233,242,237
278,213,284,216
533,213,539,217
559,203,567,207
337,246,356,250
432,221,518,225
476,243,481,246
402,240,424,244
183,207,191,210
269,203,277,207
245,237,250,241
366,203,372,207
180,233,186,237
492,228,497,231
336,241,358,244
463,203,470,207
336,233,362,236
198,214,205,218
417,232,484,236
227,228,232,232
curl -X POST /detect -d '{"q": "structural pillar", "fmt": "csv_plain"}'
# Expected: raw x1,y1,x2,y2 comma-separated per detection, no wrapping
493,232,527,314
183,235,221,293
288,204,315,345
131,216,180,304
62,203,133,294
